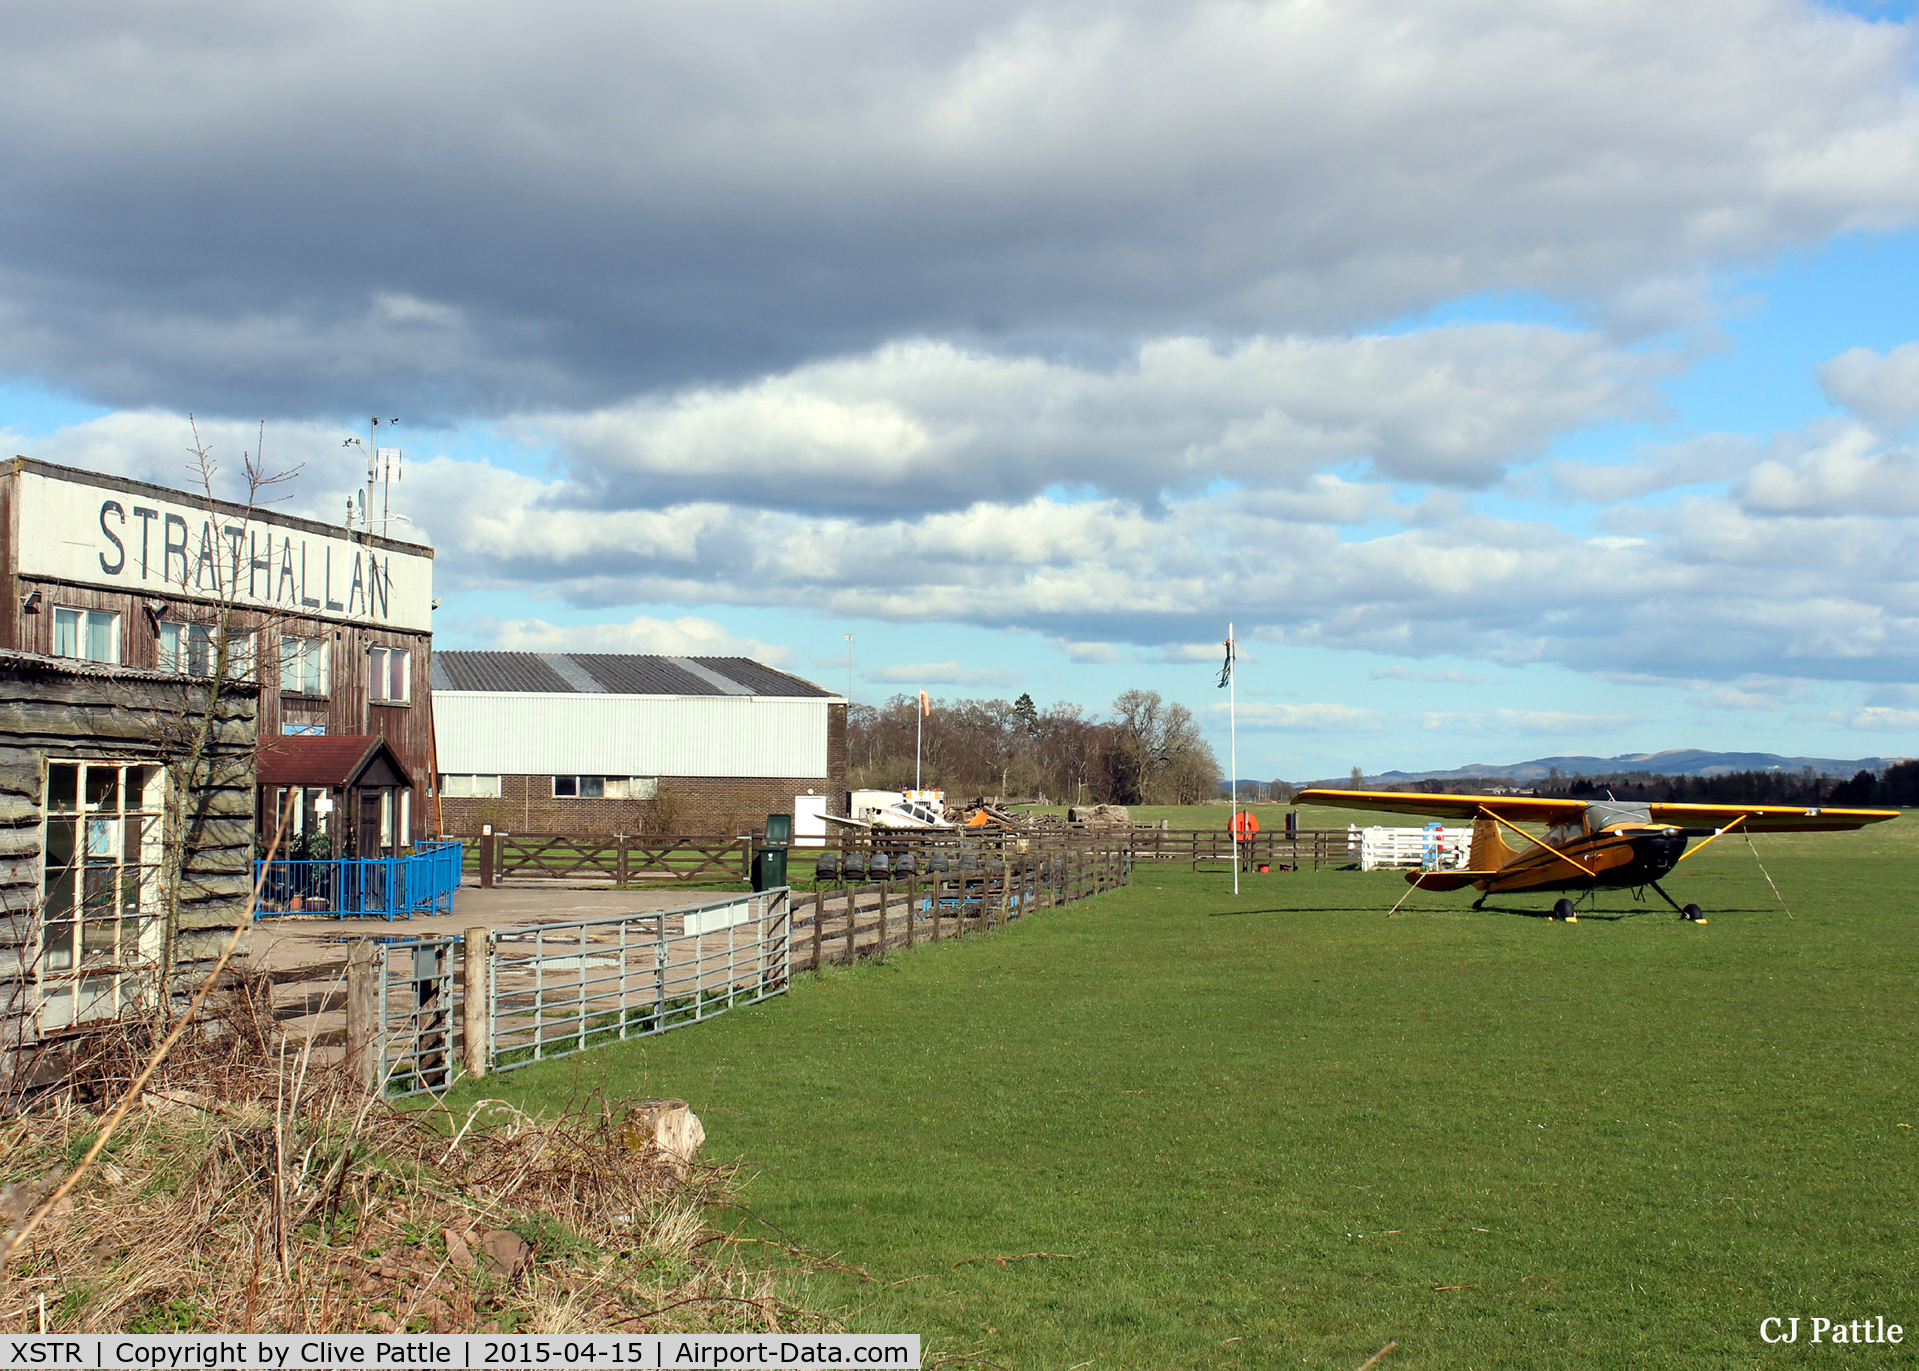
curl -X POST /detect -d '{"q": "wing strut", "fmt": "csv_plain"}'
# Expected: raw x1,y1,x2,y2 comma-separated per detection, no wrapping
1477,806,1596,877
1676,813,1746,864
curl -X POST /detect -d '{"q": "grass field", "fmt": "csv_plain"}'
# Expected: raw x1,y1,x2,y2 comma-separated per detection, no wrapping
448,815,1918,1368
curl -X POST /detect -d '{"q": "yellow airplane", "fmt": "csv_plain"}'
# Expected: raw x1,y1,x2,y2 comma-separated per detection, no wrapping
1293,788,1899,921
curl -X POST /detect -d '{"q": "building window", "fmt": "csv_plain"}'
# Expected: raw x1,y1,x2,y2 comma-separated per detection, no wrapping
369,646,410,703
440,775,502,798
282,723,326,736
280,635,329,695
52,608,120,664
552,776,656,799
159,622,256,679
40,761,164,1030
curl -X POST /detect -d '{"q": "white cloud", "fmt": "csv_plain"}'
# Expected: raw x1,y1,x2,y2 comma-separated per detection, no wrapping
1051,638,1130,664
479,612,794,666
865,661,1022,687
1544,433,1755,504
1367,666,1485,684
1155,641,1232,664
1419,709,1640,735
1839,706,1919,732
1818,343,1919,434
1736,422,1919,516
1225,703,1385,731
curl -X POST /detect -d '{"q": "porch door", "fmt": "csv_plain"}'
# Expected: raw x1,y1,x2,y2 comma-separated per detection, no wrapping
357,791,390,914
358,792,384,859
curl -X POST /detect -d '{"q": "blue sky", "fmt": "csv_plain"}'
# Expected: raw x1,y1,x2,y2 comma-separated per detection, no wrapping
4,0,1919,782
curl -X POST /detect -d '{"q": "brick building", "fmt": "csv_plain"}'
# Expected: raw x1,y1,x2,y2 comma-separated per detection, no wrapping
431,651,845,836
0,457,436,858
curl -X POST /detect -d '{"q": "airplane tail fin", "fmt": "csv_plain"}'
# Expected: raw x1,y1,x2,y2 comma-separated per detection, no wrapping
1470,817,1517,871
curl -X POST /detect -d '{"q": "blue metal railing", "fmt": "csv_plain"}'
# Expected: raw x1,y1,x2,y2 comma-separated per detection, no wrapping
255,840,463,920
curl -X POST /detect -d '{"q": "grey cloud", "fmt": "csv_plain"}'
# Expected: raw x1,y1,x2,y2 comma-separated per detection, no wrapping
0,1,1914,415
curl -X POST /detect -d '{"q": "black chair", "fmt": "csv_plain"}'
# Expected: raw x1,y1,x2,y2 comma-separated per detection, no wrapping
892,851,918,877
869,851,892,878
959,850,980,871
929,851,951,873
842,850,869,882
814,849,841,884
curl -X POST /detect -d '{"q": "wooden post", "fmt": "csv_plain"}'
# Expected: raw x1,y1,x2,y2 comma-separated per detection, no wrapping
845,887,859,964
810,889,823,971
345,939,379,1094
479,826,495,889
905,876,917,949
616,835,629,886
463,927,489,1081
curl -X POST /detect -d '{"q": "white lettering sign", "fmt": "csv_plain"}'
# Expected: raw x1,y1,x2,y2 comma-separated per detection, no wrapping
14,471,433,632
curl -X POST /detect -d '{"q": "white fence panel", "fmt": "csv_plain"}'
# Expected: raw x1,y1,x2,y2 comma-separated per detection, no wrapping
1355,825,1471,871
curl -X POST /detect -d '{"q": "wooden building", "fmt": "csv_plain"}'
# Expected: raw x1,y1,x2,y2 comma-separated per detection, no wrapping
433,651,846,836
0,648,256,1090
0,458,435,858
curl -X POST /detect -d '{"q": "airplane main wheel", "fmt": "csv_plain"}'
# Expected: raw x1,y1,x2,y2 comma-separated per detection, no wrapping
1683,903,1706,924
1552,898,1576,921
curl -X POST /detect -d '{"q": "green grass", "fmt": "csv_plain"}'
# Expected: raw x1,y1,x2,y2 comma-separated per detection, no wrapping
446,821,1918,1368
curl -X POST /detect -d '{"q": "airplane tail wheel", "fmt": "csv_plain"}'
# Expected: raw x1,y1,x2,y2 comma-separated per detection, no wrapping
1552,898,1576,921
1683,903,1706,924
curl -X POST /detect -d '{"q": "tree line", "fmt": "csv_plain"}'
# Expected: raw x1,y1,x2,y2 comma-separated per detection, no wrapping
848,689,1222,805
1522,763,1919,807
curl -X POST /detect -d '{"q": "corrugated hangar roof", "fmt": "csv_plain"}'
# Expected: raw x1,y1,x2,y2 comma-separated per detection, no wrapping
433,651,833,698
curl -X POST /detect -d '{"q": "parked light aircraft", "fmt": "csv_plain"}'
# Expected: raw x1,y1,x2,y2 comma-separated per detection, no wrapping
1293,788,1899,921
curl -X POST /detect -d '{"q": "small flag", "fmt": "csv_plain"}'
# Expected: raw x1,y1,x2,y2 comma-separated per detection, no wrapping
919,689,931,717
1217,634,1234,689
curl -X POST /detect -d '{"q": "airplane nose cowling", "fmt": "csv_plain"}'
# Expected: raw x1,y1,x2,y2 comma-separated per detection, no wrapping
1617,830,1687,885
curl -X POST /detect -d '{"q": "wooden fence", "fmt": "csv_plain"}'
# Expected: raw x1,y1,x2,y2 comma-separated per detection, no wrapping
474,832,751,885
791,839,1132,970
464,826,1357,886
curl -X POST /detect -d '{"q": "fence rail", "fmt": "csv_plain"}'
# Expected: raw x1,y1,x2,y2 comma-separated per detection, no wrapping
790,839,1131,970
489,890,790,1073
463,826,1362,886
256,840,464,919
474,833,750,886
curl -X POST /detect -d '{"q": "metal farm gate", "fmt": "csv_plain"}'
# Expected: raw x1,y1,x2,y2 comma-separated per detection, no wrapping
345,889,792,1096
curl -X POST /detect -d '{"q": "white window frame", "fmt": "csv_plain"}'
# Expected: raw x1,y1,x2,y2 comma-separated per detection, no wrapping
159,621,256,680
280,634,330,696
39,760,165,1031
52,607,121,665
369,645,411,704
440,774,502,798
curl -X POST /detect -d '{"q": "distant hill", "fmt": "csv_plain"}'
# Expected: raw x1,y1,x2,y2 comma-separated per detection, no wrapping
1338,749,1901,787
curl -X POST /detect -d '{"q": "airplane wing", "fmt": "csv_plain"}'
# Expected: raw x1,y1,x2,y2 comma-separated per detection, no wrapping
1293,788,1586,826
1645,802,1899,832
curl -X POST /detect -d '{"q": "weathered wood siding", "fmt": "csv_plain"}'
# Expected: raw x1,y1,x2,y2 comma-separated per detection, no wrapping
0,654,258,1078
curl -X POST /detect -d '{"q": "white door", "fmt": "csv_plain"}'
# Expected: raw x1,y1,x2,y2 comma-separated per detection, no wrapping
794,794,829,847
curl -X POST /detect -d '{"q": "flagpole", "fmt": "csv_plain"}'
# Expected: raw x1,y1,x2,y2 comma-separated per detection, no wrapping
1229,621,1239,896
916,689,924,790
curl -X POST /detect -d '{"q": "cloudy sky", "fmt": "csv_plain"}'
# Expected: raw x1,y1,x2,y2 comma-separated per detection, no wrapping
7,0,1919,780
